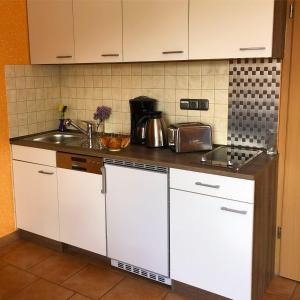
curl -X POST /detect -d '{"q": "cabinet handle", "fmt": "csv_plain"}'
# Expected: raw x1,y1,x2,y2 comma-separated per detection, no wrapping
38,170,54,175
101,166,106,194
195,182,220,189
101,53,119,57
239,47,266,51
162,51,184,54
56,55,73,59
221,207,247,215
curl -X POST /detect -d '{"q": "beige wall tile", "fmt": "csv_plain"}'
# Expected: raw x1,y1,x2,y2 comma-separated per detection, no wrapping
202,61,215,75
214,61,229,75
215,89,228,105
153,76,164,88
142,63,153,75
176,76,188,89
215,75,229,89
189,76,202,89
202,75,215,90
5,60,229,141
176,62,189,75
164,62,177,75
152,63,164,75
188,61,202,75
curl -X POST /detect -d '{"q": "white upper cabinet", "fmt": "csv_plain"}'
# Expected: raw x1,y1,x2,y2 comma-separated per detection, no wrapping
123,0,188,62
189,0,275,59
27,0,75,64
73,0,123,63
27,0,283,63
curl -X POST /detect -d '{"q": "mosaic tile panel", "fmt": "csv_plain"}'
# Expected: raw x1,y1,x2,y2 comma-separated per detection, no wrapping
228,58,281,148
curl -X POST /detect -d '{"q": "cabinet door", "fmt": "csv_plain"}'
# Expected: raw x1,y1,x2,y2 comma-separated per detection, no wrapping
57,168,106,256
189,0,274,59
27,0,74,64
170,189,254,300
73,0,122,63
13,160,59,240
123,0,188,62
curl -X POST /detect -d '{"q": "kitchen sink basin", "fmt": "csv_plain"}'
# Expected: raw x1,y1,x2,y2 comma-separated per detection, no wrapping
30,132,85,144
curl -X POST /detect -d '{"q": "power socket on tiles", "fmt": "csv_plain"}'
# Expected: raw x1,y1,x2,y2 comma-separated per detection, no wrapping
180,99,209,111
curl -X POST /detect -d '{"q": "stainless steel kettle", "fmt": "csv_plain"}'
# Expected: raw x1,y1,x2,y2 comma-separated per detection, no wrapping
145,111,167,147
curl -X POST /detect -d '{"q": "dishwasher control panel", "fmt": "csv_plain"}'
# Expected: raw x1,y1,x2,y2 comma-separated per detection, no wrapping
57,152,103,174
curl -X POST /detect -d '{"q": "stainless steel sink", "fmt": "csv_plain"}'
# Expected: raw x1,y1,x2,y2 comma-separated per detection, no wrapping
30,132,85,144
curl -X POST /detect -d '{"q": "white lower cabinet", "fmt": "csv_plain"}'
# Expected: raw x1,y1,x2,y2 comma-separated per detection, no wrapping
13,160,59,240
170,188,254,300
57,168,106,256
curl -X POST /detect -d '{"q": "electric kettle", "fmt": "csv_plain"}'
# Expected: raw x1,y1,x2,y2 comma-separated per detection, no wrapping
145,111,167,148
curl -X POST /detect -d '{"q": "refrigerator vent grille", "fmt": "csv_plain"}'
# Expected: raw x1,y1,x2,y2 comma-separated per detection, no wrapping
111,259,171,285
104,158,168,173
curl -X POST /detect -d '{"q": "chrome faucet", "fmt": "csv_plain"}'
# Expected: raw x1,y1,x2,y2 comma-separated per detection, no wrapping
64,119,93,147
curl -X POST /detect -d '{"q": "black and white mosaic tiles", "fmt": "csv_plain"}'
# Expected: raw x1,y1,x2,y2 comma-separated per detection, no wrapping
227,58,281,149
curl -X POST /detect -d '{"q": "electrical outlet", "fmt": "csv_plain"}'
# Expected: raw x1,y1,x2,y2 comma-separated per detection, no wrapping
180,99,209,111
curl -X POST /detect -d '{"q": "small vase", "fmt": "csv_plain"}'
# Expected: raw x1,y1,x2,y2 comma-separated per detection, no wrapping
58,119,66,132
97,121,105,135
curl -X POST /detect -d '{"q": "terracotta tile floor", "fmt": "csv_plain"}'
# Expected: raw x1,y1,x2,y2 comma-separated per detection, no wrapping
0,239,299,300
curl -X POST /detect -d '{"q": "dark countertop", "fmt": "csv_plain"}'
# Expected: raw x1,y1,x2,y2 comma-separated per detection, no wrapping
10,132,278,180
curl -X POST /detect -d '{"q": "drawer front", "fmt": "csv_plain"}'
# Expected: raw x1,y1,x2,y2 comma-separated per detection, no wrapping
170,168,254,203
57,152,103,174
11,145,56,167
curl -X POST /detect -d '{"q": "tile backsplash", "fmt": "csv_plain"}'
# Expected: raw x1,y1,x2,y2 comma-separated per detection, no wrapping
5,65,60,137
60,61,229,144
5,61,230,144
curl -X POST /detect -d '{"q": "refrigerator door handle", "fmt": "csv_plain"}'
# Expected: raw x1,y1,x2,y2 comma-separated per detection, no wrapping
101,166,106,194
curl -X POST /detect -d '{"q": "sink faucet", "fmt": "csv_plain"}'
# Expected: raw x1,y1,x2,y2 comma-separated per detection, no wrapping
64,119,93,146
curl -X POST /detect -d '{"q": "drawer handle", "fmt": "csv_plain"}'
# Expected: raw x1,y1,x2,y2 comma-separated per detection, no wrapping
162,50,184,54
71,164,87,172
56,55,73,59
38,170,54,175
221,207,247,215
239,47,266,51
195,182,220,189
101,53,119,57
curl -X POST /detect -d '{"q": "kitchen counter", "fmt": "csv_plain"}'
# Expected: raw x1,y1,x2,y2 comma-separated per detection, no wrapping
10,131,277,180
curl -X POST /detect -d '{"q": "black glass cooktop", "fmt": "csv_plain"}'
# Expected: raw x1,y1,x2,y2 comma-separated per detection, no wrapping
200,146,263,171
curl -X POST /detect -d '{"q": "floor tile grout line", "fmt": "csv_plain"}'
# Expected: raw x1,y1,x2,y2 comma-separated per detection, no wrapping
290,283,298,300
58,260,110,284
66,291,76,300
98,276,127,299
1,258,78,298
58,262,89,284
58,262,91,286
160,289,171,300
25,251,91,285
2,251,57,274
6,275,40,299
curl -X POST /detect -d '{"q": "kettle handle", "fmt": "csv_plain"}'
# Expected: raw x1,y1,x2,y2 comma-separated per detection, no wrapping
136,114,151,126
168,128,176,146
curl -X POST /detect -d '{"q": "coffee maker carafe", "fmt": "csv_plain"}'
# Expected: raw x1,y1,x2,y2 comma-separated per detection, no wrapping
129,96,157,144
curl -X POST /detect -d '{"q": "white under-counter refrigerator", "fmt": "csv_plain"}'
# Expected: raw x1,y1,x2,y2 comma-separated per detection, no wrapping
104,159,169,283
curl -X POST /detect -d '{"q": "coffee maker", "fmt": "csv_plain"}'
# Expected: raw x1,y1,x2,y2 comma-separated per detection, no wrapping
129,96,157,144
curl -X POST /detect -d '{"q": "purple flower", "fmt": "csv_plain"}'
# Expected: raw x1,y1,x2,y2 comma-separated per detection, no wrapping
93,106,111,122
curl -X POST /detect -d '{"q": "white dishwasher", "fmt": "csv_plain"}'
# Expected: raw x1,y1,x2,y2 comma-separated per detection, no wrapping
57,152,106,256
103,158,170,284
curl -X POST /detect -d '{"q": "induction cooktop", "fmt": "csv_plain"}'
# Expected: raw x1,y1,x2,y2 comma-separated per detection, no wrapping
200,146,263,171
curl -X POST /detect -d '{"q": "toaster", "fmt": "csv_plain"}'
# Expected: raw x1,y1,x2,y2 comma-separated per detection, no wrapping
167,122,213,153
